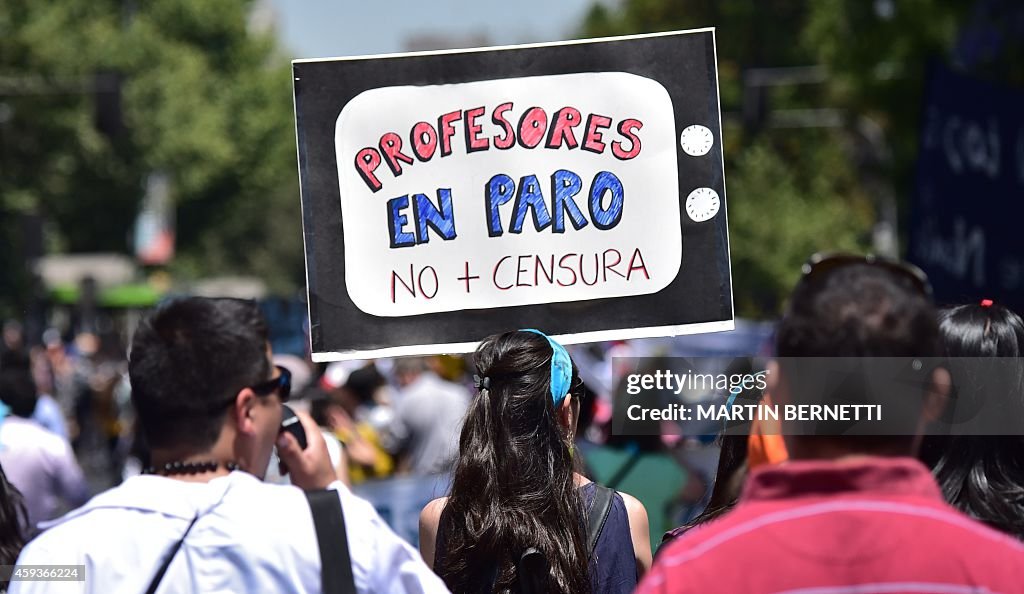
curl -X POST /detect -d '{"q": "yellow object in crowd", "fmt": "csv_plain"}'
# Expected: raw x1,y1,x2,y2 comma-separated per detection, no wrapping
334,423,394,484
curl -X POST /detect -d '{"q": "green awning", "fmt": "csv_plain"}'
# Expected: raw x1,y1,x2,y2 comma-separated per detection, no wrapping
49,283,163,308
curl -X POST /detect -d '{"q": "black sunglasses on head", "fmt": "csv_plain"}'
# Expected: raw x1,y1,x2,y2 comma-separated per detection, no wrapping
249,364,292,402
799,252,933,300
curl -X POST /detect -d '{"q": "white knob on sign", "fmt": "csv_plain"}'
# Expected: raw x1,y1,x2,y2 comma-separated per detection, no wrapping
685,187,720,223
680,125,714,156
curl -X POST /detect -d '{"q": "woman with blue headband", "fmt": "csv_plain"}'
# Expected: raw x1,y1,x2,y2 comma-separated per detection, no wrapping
419,330,651,593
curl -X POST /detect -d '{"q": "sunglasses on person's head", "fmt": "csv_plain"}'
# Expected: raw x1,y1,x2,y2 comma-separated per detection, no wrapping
249,364,292,402
799,252,933,299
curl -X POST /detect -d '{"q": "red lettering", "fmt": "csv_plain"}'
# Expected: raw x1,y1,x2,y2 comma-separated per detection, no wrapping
579,253,599,286
583,114,612,154
379,132,414,176
418,265,439,299
493,255,514,290
355,148,383,192
611,119,643,160
516,255,531,287
410,121,438,162
602,249,625,281
391,264,416,303
627,248,650,280
545,107,582,150
438,110,462,157
517,107,548,149
557,253,578,287
464,106,489,153
535,254,554,285
492,102,516,150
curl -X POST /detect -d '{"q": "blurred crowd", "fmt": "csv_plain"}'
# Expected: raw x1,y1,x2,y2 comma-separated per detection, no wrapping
3,254,1024,593
1,313,720,528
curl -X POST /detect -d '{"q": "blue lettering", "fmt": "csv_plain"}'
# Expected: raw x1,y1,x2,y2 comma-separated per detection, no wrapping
387,195,416,248
510,174,552,234
551,169,588,233
485,174,515,237
413,188,457,244
589,171,624,230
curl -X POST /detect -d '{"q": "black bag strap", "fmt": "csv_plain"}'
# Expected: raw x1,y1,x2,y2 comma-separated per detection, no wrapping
516,547,549,594
144,514,199,594
305,489,357,594
505,484,614,594
586,484,615,559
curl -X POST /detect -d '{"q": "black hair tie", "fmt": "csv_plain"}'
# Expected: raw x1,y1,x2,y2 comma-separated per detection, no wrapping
473,374,491,391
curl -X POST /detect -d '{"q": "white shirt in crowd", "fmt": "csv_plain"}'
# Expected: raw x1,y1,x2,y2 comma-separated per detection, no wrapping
0,415,88,531
12,471,450,594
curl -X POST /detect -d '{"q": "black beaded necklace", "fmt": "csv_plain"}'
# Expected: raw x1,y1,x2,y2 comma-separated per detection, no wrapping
143,460,240,476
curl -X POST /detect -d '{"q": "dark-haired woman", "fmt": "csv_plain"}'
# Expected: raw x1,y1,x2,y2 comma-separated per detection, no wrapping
419,330,651,594
920,301,1024,540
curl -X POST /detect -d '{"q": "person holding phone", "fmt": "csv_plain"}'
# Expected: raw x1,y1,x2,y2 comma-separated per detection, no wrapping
11,297,448,594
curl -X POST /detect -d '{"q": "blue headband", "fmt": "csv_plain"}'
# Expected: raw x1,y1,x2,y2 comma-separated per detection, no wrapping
521,329,573,405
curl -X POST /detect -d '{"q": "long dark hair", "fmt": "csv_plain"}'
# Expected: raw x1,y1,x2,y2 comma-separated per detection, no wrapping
437,331,590,594
921,303,1024,540
0,463,27,567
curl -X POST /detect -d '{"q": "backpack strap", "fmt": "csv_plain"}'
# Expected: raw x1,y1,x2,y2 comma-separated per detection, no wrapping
511,484,614,594
305,489,357,594
516,547,549,594
586,484,615,559
144,514,199,594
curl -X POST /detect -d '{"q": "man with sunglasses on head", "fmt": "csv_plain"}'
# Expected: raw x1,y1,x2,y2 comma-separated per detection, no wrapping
639,254,1024,594
11,297,449,594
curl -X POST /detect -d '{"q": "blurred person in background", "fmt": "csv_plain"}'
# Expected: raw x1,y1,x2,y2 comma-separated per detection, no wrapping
2,348,69,441
385,357,469,476
640,255,1024,594
658,430,747,554
11,297,448,593
1,321,25,362
420,330,651,594
659,358,785,552
920,301,1024,540
35,329,81,423
83,331,132,484
0,368,88,533
323,362,395,483
306,386,350,485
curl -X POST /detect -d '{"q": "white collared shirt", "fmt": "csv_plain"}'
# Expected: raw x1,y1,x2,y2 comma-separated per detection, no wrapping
11,471,450,594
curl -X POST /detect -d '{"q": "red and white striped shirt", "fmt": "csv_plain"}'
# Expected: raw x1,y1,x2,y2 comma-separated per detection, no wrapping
640,457,1024,594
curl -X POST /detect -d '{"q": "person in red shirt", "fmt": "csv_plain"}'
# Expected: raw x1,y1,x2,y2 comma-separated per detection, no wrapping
639,253,1024,594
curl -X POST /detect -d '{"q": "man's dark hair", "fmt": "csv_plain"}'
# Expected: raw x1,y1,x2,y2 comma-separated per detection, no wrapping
0,369,38,418
129,297,270,452
776,263,941,359
775,263,941,449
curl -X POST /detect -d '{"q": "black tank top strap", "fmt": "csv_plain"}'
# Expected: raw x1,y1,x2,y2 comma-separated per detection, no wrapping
580,482,638,594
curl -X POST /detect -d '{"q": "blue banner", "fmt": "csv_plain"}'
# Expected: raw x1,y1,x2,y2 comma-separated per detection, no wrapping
908,64,1024,310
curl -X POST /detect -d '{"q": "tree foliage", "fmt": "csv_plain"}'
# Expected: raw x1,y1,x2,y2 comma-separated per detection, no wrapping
0,0,301,316
578,0,1011,317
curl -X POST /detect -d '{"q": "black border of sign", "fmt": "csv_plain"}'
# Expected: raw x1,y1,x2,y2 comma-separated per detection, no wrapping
293,29,734,361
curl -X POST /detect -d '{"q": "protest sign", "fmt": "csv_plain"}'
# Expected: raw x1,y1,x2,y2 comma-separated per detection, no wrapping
293,29,733,360
908,63,1024,310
